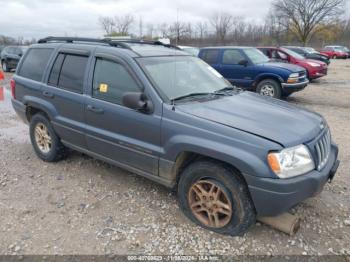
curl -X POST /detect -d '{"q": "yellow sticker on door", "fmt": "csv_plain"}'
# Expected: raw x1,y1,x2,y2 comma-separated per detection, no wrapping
99,83,108,93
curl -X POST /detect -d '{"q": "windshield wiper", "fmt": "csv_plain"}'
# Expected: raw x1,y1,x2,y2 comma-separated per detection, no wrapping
172,92,214,102
214,86,240,95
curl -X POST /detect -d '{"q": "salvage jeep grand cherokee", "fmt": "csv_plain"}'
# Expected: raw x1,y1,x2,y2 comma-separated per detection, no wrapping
11,37,339,236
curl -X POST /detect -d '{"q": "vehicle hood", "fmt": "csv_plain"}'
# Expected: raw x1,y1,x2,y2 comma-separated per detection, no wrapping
176,92,324,147
261,62,304,72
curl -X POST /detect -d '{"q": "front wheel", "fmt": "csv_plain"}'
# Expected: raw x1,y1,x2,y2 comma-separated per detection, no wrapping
178,160,256,236
256,79,282,99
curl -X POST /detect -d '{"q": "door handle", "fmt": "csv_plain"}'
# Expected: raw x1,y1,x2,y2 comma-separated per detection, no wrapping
87,105,104,114
42,91,54,98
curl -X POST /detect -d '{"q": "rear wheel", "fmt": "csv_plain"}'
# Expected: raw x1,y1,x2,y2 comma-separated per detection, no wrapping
29,113,67,162
256,79,282,99
178,160,256,236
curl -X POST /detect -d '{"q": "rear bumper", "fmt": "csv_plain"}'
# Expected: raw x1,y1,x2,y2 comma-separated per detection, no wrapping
12,98,28,124
244,144,339,216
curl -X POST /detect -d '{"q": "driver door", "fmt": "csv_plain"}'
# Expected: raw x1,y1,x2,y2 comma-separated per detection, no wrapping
84,54,161,175
219,49,254,88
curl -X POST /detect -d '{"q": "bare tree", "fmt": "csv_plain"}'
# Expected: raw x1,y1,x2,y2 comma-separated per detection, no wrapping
196,21,208,40
272,0,345,45
99,16,115,35
114,14,134,35
210,12,234,42
169,22,189,43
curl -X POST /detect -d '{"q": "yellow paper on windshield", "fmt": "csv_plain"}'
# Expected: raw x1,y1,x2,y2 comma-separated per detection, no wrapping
99,83,108,93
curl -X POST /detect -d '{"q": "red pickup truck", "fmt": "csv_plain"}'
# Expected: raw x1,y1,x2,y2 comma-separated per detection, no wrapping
258,47,328,80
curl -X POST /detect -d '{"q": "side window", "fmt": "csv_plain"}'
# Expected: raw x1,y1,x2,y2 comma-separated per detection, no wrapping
58,54,88,93
48,54,64,86
18,48,54,82
92,58,140,105
201,50,219,64
222,50,245,64
259,49,269,56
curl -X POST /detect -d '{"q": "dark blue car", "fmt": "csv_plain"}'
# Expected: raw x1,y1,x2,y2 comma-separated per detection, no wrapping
199,47,309,99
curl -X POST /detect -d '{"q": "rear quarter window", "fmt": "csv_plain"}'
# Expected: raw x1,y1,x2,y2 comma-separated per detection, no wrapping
18,48,53,82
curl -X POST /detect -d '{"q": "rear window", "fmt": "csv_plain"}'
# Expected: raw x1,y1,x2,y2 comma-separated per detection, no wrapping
18,48,53,82
200,50,219,64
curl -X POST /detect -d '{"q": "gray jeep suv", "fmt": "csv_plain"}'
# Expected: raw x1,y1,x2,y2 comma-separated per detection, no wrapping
11,37,339,236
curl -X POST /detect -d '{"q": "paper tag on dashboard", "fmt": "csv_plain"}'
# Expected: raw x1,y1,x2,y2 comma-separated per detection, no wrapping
99,83,108,93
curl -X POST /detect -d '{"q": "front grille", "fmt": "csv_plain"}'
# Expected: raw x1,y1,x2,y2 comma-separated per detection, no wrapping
315,129,331,170
298,71,307,81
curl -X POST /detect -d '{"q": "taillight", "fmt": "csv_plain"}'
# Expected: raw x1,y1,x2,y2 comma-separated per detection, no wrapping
10,79,16,99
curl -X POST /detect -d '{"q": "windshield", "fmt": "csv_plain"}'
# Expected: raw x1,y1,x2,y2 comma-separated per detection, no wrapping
281,47,305,60
244,48,269,64
303,47,316,54
138,56,231,101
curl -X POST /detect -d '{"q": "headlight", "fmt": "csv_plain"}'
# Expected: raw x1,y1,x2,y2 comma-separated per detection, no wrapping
287,73,299,83
267,145,315,178
306,62,320,67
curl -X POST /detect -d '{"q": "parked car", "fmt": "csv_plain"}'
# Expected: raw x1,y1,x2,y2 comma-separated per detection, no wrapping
0,45,28,72
258,47,328,80
283,46,330,65
339,46,350,58
178,45,200,56
198,47,308,99
11,37,339,236
320,46,348,59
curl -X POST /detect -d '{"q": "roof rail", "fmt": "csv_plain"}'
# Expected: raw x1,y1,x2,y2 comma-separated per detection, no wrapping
37,36,132,50
37,37,180,50
103,38,181,50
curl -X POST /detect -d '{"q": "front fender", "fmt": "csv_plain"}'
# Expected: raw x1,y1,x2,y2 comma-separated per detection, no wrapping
254,73,285,85
164,135,274,179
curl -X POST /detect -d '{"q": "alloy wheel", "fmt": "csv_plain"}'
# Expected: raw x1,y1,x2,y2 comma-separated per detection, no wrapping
188,180,232,228
260,84,275,97
34,123,52,153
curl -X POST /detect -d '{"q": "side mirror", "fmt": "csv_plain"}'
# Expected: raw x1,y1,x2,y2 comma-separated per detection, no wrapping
238,60,248,66
122,92,153,114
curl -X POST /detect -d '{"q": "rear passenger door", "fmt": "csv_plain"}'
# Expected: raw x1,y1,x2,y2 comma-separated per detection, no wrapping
84,54,160,176
42,50,90,149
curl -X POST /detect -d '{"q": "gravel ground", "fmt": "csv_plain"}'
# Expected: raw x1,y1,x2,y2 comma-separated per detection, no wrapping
0,60,349,256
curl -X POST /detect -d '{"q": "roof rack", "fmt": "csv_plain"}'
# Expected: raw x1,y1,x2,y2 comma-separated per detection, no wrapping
103,38,181,50
37,36,132,49
37,36,180,50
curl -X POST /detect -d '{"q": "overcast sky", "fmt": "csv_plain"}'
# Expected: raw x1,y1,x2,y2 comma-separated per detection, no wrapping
0,0,276,39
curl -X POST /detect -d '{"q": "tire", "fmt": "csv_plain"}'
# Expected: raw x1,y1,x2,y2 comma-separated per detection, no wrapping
256,79,282,99
29,113,67,162
332,55,337,59
178,160,256,236
2,60,11,72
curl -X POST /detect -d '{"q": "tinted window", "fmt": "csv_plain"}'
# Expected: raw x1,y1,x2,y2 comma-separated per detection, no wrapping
48,54,65,86
222,49,245,64
92,58,140,105
201,50,219,64
58,55,88,93
18,48,53,81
